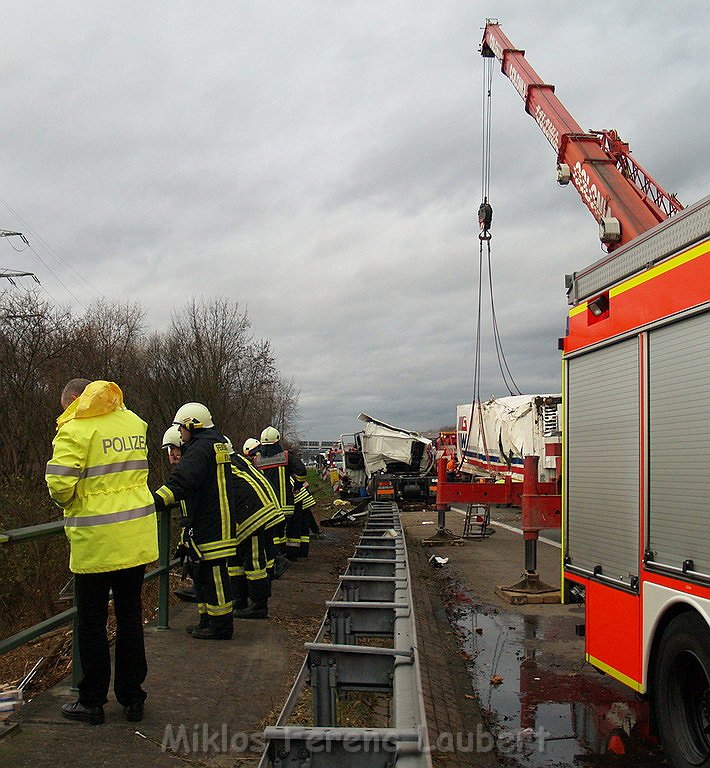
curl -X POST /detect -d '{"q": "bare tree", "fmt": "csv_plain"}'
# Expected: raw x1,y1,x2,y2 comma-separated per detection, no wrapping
0,292,301,634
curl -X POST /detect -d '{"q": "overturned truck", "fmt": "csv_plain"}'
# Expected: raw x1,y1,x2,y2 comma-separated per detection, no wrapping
456,394,562,482
335,413,435,502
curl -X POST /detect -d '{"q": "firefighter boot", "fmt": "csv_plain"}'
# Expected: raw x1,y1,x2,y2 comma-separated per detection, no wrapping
233,601,269,620
185,613,210,635
285,546,300,562
192,615,234,640
273,554,290,579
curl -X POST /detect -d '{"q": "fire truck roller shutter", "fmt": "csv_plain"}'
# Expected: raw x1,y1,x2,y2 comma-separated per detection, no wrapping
566,337,640,586
648,310,710,578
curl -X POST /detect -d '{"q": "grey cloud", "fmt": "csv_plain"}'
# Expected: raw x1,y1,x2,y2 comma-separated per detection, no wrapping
1,1,707,441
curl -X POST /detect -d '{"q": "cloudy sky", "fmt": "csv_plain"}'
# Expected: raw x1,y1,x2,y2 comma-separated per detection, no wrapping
1,2,708,440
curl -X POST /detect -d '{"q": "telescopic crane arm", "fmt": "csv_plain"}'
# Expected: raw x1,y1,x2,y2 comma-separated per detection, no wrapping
480,20,683,250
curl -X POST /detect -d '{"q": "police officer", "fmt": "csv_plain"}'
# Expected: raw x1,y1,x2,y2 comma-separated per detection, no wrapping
153,403,236,640
46,379,158,725
253,426,307,563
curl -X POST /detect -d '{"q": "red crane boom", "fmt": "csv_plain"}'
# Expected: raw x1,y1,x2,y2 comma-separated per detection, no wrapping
480,20,683,250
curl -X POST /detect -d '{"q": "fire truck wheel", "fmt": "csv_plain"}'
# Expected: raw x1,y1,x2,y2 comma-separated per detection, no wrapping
654,611,710,768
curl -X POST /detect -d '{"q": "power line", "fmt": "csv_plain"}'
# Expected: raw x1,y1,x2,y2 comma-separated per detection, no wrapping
0,197,98,306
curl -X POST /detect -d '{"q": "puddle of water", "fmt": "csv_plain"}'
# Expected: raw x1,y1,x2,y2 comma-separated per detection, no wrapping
450,590,667,767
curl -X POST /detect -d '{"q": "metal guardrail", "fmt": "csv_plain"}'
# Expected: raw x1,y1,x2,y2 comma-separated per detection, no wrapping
259,500,433,768
0,510,175,689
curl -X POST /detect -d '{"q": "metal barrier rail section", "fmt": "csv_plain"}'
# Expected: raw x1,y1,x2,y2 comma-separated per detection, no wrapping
0,510,176,693
260,501,432,768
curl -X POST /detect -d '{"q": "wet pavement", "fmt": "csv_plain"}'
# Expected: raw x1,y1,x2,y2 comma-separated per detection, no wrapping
451,586,666,767
404,507,670,767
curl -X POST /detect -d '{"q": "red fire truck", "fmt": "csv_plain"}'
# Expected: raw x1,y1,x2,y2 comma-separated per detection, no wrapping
480,20,710,768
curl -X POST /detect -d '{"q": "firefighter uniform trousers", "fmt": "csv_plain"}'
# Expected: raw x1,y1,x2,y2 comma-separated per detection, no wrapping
229,530,271,609
269,513,288,558
293,484,317,558
266,464,292,557
194,557,232,623
264,514,285,577
285,498,304,560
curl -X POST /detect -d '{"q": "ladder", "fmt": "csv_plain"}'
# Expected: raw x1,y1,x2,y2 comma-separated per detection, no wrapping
462,504,492,539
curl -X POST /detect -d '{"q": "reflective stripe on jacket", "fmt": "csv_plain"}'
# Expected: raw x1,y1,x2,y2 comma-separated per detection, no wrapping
293,484,316,510
253,445,307,516
45,380,158,574
231,454,281,542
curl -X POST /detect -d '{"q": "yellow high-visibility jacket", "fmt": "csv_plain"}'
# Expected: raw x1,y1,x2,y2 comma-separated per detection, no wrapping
45,380,158,574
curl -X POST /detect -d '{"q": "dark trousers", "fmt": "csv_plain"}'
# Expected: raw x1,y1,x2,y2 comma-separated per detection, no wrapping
285,504,304,557
74,564,147,708
306,508,320,535
194,558,233,624
269,518,287,557
298,508,312,557
264,530,277,570
229,532,271,608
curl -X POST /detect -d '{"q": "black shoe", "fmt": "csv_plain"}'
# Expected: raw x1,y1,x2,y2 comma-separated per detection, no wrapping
61,701,105,725
123,702,144,722
273,557,290,579
174,587,198,603
191,625,233,640
233,604,269,619
186,617,210,635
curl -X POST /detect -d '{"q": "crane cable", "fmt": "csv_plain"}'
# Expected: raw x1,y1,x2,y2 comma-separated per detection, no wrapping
460,49,521,475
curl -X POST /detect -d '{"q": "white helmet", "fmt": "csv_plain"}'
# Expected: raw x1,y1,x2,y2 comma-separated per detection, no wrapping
243,437,260,455
162,425,183,449
260,426,280,444
223,436,236,455
173,402,214,430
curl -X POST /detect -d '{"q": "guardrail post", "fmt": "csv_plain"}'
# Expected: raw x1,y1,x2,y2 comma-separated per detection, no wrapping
330,611,350,645
310,656,337,726
156,510,171,630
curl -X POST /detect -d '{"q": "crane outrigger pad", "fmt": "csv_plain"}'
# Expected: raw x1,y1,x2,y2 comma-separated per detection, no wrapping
495,572,560,605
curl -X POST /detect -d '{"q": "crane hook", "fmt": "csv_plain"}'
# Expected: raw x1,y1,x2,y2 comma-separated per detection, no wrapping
478,200,493,241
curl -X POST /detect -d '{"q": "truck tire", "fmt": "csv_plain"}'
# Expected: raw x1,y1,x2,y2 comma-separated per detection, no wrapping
653,611,710,768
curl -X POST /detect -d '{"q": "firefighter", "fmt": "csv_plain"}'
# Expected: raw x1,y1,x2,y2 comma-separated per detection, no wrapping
224,438,280,619
253,426,307,563
153,403,236,640
46,379,158,725
247,435,290,578
163,425,183,467
242,437,284,580
161,426,198,603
